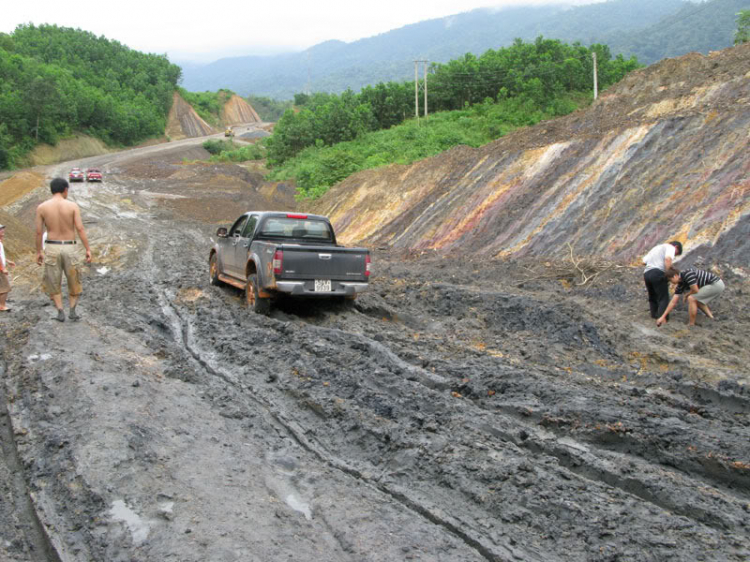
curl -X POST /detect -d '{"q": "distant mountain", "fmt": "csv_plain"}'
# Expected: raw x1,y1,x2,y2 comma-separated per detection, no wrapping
180,0,747,99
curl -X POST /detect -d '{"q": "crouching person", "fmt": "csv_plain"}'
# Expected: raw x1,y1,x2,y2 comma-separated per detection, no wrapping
657,267,725,327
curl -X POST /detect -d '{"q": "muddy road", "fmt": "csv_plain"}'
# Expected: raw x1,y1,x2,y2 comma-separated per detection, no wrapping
1,147,749,561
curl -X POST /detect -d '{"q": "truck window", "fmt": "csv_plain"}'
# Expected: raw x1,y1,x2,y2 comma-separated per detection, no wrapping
229,215,249,237
241,216,258,238
258,218,333,242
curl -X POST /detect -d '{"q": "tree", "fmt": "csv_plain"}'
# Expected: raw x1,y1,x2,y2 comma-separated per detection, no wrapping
736,10,750,44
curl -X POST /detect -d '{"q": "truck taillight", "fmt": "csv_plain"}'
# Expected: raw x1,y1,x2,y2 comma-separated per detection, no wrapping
365,254,371,277
273,250,283,275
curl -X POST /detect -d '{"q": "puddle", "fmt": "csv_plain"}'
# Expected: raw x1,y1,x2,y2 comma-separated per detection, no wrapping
109,500,150,545
27,354,52,362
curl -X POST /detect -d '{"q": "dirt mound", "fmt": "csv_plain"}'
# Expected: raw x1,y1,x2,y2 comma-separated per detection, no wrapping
165,91,216,140
309,43,750,265
221,94,261,125
111,145,296,223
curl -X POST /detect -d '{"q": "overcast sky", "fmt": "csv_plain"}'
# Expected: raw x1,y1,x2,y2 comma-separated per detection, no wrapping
3,0,602,63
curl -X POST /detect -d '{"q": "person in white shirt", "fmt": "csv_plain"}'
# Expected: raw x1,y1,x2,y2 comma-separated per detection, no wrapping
643,240,683,321
0,224,16,312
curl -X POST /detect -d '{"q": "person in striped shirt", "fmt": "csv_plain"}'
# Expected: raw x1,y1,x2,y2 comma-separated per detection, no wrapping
656,267,725,327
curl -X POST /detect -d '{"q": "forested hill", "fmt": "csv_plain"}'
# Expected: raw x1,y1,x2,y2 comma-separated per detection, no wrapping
0,24,181,169
180,0,748,99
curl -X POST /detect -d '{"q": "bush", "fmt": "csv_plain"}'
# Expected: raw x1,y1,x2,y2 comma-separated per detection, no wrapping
202,139,234,155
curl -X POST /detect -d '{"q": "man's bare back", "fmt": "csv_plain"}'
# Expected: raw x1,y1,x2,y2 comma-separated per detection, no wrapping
35,190,91,264
37,197,79,241
35,178,92,322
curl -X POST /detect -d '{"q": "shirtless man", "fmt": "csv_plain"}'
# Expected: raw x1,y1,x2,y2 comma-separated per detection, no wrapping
35,177,92,322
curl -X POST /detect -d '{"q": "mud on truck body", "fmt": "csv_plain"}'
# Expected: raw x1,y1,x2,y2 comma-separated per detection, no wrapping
209,212,371,314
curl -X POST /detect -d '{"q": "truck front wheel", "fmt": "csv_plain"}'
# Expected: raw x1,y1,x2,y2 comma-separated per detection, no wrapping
209,254,220,286
245,274,271,315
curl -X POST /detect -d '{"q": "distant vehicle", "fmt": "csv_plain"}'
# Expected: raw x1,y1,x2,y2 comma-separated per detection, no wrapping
224,126,234,137
69,168,84,182
209,212,370,314
86,168,102,182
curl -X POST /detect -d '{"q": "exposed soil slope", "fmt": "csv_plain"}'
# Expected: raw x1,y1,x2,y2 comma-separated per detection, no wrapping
221,94,262,125
166,91,216,140
309,43,750,265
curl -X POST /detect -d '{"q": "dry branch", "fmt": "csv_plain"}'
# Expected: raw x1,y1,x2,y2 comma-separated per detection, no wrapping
521,243,629,286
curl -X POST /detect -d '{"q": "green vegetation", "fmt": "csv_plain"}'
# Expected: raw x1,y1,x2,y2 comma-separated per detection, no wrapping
267,94,578,199
246,95,293,121
203,37,641,200
209,143,266,163
202,139,235,155
0,24,181,169
202,139,265,162
736,9,750,44
265,38,638,167
178,88,234,127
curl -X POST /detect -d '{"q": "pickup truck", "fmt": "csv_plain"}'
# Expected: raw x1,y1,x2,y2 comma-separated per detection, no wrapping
208,212,371,314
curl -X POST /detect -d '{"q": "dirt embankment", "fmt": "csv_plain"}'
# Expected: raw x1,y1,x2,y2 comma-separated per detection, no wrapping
23,136,112,167
221,95,261,125
309,43,750,265
165,91,216,140
0,172,45,259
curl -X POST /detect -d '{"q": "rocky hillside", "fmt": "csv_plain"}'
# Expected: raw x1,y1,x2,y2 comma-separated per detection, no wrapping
221,94,262,125
165,92,216,140
310,43,750,265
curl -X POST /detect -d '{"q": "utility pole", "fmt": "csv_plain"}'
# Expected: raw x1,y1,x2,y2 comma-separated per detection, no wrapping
414,60,429,120
424,62,428,118
415,60,419,120
592,52,598,100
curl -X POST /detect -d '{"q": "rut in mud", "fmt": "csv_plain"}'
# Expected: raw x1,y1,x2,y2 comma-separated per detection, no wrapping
0,155,748,561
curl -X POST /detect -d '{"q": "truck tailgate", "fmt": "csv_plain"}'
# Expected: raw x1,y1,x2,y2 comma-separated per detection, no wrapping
277,245,368,281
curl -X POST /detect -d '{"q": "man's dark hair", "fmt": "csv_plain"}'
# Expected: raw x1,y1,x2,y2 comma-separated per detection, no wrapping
670,241,683,256
50,177,69,194
665,267,680,279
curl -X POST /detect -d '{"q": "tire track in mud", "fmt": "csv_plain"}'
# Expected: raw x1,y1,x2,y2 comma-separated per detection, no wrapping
279,305,749,556
0,359,63,562
283,318,750,533
154,293,513,562
137,236,506,561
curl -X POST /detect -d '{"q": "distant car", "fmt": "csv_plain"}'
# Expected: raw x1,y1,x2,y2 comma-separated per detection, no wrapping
224,127,234,137
69,168,84,182
86,168,103,182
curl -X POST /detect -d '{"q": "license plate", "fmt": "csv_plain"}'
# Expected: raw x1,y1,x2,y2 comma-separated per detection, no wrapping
314,279,332,292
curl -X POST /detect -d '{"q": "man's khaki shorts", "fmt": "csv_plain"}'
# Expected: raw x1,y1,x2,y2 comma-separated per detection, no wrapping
42,244,83,297
0,271,10,295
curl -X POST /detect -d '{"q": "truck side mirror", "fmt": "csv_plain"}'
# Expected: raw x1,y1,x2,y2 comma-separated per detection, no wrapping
216,227,228,238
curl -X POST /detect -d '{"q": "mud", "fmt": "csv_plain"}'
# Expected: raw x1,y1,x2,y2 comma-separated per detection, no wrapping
0,134,748,561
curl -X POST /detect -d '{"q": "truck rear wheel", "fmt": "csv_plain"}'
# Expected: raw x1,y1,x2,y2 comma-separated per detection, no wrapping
245,274,271,315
